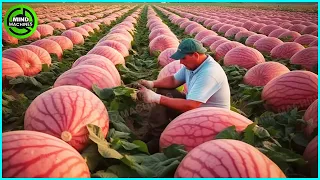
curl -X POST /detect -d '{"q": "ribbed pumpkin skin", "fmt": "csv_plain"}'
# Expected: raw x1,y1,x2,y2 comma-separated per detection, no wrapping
262,71,318,112
303,136,318,166
2,58,24,79
214,41,244,61
195,30,217,42
3,48,42,76
87,46,125,65
224,46,265,69
46,36,74,51
70,27,89,37
209,39,230,52
290,47,318,70
48,22,66,30
3,130,90,177
225,27,247,38
3,30,18,44
160,107,252,152
294,34,318,46
158,48,177,67
149,28,173,41
99,34,132,50
61,30,84,45
36,24,54,37
54,65,118,90
245,34,267,46
61,20,75,29
303,99,318,137
175,139,286,178
19,45,52,65
253,37,284,54
202,35,226,47
26,30,41,41
72,58,121,85
268,29,290,38
278,31,301,42
149,35,179,55
95,40,129,57
259,25,281,35
235,31,256,41
31,39,63,60
243,62,290,86
270,42,305,59
157,60,183,80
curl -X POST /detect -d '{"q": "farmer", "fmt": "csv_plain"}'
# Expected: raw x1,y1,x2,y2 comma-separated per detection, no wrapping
137,38,230,153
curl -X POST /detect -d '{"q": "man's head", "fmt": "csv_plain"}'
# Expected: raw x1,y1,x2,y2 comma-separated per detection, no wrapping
170,38,207,70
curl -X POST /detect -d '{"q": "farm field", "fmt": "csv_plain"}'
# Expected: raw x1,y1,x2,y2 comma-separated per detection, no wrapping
2,2,318,178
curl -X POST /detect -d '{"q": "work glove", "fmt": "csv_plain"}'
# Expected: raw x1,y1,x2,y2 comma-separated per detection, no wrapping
138,79,154,89
137,86,161,104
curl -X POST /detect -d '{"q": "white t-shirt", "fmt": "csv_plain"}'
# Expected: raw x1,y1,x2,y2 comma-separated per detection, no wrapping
174,55,231,109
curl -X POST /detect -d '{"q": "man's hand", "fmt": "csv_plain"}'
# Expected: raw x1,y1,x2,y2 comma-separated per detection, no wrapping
138,79,154,89
137,86,161,104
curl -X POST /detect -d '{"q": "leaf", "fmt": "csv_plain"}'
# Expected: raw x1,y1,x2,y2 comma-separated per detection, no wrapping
41,64,50,72
132,140,149,154
121,140,140,150
92,170,118,178
162,144,187,159
108,111,132,133
215,126,241,140
246,100,265,106
253,126,271,139
243,122,257,145
292,132,309,148
81,144,102,171
106,164,140,177
86,124,123,159
8,76,42,88
92,84,115,100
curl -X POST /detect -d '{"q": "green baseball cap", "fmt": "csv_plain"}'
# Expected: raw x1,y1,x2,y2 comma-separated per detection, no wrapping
170,38,207,60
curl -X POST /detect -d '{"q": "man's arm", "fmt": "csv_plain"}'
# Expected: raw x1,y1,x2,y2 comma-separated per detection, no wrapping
153,75,184,89
160,96,202,113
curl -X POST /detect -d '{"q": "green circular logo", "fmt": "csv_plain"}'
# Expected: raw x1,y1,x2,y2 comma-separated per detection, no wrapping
4,4,38,39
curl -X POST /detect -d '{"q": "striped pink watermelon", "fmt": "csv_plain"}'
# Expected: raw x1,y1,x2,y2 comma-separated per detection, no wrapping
36,24,54,37
3,130,90,177
290,47,318,70
46,36,74,51
87,46,125,65
214,41,244,61
2,58,24,79
209,39,230,53
95,40,129,57
24,85,109,151
224,46,265,69
157,60,183,80
259,25,281,36
243,62,290,86
31,39,63,60
202,35,226,47
270,42,305,59
294,34,318,46
19,45,52,65
160,107,252,152
3,48,42,76
279,31,301,42
61,20,76,29
268,29,290,38
195,30,218,41
245,34,267,46
224,27,247,38
26,30,41,41
303,99,318,137
54,65,119,90
61,30,84,45
262,71,318,112
235,31,256,41
149,35,179,55
158,48,177,67
70,27,89,37
48,22,66,30
253,37,284,54
175,139,286,177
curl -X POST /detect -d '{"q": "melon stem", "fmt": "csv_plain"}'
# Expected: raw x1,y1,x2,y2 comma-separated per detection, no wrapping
61,131,72,142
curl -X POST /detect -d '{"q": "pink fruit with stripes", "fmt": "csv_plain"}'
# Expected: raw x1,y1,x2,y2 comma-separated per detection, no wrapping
201,35,226,47
80,25,94,34
259,25,281,36
211,23,225,32
194,30,217,42
243,62,290,86
301,25,318,35
46,36,74,51
270,42,305,59
268,29,290,38
70,27,89,37
218,24,235,34
2,58,24,79
72,58,121,85
26,30,41,41
245,34,267,46
279,31,301,42
109,29,133,41
158,48,177,67
235,31,256,41
160,107,252,152
48,22,66,30
262,71,318,112
290,47,318,70
87,46,125,65
303,136,318,168
96,40,129,57
253,37,284,54
61,30,84,45
157,60,183,80
224,46,265,69
250,23,266,33
288,24,306,34
31,39,63,60
54,65,119,90
224,27,247,38
303,99,318,137
294,34,318,46
36,24,54,37
175,139,286,177
209,39,230,52
3,30,18,44
149,35,179,56
2,130,90,177
61,20,76,29
214,41,244,61
24,85,110,151
309,39,318,47
19,45,52,65
3,48,42,76
149,28,173,41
